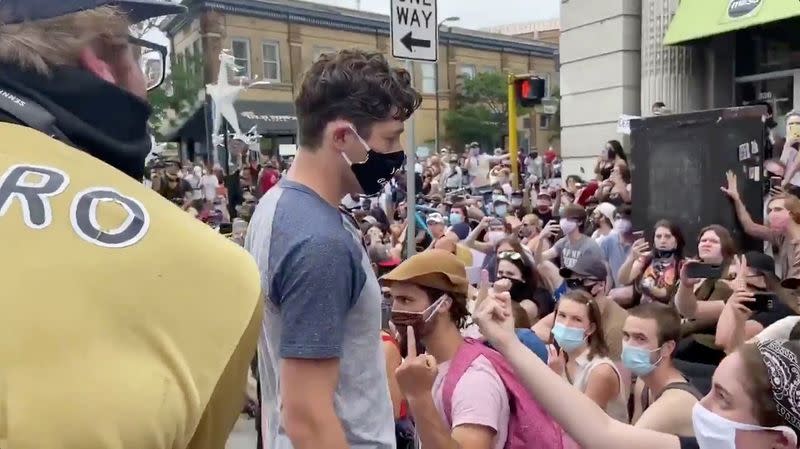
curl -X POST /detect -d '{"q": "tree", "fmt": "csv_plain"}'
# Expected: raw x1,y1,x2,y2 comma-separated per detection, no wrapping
148,52,205,139
444,71,527,150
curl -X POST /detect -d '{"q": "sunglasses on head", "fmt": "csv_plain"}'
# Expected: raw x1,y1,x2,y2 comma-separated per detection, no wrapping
498,251,523,261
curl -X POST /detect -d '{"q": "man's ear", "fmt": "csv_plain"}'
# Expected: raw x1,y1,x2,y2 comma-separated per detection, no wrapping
78,47,117,85
661,339,677,358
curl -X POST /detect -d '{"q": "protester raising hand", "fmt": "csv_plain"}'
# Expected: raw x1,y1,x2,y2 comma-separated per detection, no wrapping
395,326,439,400
719,170,740,201
473,295,682,449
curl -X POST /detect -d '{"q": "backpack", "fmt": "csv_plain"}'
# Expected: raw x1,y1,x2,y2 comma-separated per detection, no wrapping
442,339,578,449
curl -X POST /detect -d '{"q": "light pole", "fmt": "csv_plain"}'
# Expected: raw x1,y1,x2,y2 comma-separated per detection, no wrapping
434,16,459,155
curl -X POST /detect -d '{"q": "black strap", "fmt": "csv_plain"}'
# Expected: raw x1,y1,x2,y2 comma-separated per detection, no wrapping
0,86,72,145
641,380,704,414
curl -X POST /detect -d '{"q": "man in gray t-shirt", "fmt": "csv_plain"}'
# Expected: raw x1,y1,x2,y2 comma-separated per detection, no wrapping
245,49,422,449
541,204,603,269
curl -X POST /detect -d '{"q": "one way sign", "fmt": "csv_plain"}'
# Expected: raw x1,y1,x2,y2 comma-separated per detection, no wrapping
391,0,438,62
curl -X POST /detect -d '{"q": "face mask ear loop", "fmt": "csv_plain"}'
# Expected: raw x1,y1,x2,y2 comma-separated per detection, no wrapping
347,125,370,165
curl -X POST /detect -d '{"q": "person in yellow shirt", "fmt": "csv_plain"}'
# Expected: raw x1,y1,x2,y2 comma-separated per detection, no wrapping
0,1,262,448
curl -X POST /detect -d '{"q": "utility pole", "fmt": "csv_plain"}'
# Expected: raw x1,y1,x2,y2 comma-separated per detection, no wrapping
433,17,459,154
405,59,417,258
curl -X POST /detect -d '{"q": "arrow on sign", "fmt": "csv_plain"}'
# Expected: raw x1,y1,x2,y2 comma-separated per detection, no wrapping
400,31,431,52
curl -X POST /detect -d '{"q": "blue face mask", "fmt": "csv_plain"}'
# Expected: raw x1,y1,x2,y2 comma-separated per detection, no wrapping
449,213,464,225
495,205,508,217
621,343,663,377
551,323,586,352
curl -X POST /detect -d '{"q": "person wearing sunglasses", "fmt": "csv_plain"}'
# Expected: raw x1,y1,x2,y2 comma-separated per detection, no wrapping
533,252,629,360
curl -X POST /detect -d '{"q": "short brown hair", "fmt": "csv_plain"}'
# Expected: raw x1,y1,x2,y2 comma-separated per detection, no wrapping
0,6,130,75
553,290,609,360
294,49,422,149
698,224,736,264
628,303,681,348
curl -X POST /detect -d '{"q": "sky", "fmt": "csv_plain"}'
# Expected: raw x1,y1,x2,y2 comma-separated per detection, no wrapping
316,0,560,29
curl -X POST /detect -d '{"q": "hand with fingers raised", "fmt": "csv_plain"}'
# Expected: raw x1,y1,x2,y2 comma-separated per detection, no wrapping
395,326,438,401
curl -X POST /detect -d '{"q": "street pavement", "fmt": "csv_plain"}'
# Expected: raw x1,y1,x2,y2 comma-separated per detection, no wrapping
226,415,258,449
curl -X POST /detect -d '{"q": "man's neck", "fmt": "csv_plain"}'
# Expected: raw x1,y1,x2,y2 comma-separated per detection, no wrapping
285,148,347,207
642,362,686,396
425,324,465,365
567,231,584,244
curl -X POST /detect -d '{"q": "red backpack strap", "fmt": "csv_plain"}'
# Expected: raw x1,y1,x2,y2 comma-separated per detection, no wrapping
441,339,485,427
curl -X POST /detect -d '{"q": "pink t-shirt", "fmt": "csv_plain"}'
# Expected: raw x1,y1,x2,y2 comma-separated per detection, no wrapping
432,355,510,449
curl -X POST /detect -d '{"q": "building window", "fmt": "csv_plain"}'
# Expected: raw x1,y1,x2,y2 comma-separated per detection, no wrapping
262,41,281,82
539,114,551,129
313,46,336,61
231,38,251,78
481,66,497,73
420,63,436,94
192,40,203,75
459,64,477,80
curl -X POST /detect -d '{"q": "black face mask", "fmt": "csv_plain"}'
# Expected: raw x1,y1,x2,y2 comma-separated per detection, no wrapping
346,141,406,196
499,277,530,302
653,248,677,259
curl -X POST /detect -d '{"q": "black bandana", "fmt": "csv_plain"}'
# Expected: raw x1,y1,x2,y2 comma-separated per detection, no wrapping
757,339,800,436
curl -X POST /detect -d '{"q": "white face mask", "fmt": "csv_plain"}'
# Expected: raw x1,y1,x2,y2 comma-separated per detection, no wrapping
613,218,632,234
560,218,578,235
692,403,797,449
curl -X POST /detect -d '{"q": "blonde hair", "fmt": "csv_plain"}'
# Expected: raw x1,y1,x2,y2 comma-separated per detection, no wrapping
0,6,130,75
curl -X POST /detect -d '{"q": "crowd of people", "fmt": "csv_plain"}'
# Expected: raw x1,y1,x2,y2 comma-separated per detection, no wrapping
239,48,800,449
2,1,799,448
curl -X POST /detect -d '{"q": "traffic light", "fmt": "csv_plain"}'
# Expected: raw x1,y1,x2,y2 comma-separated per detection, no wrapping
514,77,546,107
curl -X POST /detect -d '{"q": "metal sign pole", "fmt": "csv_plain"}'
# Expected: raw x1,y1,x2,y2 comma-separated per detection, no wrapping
405,59,417,258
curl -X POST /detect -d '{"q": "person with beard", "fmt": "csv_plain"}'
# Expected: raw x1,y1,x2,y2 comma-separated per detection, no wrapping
590,202,616,244
496,249,554,322
383,249,513,449
619,220,685,306
245,49,421,449
0,1,266,448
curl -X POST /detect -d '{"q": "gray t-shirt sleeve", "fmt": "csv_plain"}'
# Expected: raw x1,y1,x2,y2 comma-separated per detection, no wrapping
552,237,566,253
271,234,365,359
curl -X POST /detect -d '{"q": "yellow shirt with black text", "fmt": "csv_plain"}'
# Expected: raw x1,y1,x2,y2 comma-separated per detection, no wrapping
0,124,262,449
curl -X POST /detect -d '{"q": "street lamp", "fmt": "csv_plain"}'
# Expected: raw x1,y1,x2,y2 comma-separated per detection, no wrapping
434,16,459,155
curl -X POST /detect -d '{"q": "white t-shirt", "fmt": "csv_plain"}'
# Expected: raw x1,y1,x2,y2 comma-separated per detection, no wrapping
184,174,203,201
432,355,510,449
200,174,219,200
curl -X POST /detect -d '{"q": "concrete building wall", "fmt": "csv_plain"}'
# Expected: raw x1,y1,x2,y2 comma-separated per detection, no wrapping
559,0,642,177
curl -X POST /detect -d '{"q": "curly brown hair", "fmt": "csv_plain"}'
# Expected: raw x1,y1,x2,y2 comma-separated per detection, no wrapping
294,49,422,149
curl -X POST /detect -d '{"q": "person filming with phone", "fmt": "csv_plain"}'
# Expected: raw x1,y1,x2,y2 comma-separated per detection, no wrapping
674,225,737,365
778,111,800,188
618,220,686,306
714,252,798,355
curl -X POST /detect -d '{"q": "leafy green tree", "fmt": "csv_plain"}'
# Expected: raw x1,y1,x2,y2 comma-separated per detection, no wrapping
148,52,205,139
444,71,527,150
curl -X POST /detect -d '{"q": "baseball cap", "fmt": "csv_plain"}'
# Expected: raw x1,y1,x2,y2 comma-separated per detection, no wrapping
361,215,378,226
0,0,186,25
744,251,777,279
493,195,511,205
426,212,445,224
559,253,608,281
382,249,468,296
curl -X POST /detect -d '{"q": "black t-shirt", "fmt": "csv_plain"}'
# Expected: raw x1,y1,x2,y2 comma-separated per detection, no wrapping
679,436,699,449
